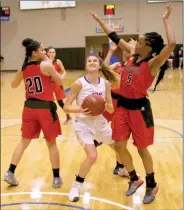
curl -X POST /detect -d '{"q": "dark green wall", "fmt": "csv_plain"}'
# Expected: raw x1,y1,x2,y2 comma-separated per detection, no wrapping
55,48,85,69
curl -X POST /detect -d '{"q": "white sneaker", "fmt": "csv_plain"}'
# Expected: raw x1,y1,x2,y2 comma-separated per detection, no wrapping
68,181,83,202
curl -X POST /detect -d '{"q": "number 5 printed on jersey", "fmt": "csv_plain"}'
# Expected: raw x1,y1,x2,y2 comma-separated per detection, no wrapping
25,76,43,94
126,73,133,84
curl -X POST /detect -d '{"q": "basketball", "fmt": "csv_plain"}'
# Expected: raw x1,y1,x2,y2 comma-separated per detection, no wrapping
82,94,105,116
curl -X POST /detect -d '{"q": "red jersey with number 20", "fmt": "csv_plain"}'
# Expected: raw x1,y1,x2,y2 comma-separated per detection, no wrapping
120,56,155,99
23,62,54,101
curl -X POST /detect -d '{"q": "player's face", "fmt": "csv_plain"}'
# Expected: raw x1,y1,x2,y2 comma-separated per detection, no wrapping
32,44,46,61
47,48,56,60
86,56,101,72
135,35,152,55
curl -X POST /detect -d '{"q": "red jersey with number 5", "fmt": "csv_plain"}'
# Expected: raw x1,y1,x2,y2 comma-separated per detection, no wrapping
120,56,155,99
22,62,54,101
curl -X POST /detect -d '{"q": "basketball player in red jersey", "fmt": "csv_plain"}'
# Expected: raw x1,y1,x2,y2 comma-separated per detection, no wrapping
46,47,72,125
90,2,175,204
4,38,63,188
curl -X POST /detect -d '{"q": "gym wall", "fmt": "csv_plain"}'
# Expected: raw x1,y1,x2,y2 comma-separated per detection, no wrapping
1,0,182,70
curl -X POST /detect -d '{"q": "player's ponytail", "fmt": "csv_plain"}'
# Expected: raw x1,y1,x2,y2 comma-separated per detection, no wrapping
21,38,41,70
21,56,29,70
100,62,119,82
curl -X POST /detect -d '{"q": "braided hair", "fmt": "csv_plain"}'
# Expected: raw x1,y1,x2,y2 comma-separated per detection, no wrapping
144,32,168,91
21,38,41,70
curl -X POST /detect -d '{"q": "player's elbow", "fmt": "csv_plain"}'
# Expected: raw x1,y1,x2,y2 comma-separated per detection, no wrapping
63,104,69,113
11,82,18,88
108,107,114,114
106,104,114,114
55,77,63,86
57,80,63,86
168,41,176,50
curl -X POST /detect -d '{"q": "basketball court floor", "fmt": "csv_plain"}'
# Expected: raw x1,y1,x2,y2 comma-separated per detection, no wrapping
1,69,183,210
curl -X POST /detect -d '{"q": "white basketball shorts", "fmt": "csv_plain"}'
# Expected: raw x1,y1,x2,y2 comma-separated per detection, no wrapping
73,115,114,146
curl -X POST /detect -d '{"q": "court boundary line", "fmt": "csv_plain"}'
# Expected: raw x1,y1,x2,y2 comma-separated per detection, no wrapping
1,192,134,210
1,201,88,210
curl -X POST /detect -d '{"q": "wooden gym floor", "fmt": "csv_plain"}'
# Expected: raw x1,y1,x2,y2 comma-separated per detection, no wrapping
1,69,183,210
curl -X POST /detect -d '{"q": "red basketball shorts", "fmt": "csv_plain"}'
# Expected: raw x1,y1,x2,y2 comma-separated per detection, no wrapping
21,107,62,141
112,107,154,149
52,82,66,100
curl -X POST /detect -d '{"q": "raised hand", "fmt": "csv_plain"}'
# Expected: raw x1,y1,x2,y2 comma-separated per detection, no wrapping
129,38,137,47
162,2,172,20
89,10,101,22
44,55,52,63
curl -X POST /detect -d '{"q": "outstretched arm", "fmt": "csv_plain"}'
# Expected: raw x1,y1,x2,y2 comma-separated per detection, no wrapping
149,3,176,72
104,41,118,67
89,11,134,53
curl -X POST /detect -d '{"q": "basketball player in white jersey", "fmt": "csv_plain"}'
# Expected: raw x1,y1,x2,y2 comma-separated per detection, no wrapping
64,54,120,202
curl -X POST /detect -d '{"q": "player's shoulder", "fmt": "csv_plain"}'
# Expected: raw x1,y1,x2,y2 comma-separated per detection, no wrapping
56,59,63,64
77,76,86,82
71,79,82,90
99,77,109,84
40,61,54,76
40,60,53,68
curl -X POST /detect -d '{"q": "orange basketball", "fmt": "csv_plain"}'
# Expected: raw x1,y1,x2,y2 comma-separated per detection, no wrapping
82,94,105,116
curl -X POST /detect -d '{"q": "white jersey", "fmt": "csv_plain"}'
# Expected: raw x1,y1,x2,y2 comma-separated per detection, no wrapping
76,76,106,118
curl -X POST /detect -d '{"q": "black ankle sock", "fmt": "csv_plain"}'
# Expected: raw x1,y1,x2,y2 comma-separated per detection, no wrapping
53,168,60,178
76,175,85,183
146,172,157,189
94,139,98,147
8,164,17,174
116,161,124,168
66,114,71,120
94,139,102,147
129,170,138,182
57,100,64,109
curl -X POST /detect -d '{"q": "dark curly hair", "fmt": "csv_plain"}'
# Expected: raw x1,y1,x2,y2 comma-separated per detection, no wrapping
144,32,168,91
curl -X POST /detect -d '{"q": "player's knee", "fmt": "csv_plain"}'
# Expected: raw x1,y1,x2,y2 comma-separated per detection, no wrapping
115,141,127,153
87,153,98,164
137,148,148,158
20,138,31,150
46,140,58,150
